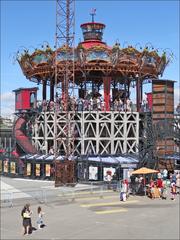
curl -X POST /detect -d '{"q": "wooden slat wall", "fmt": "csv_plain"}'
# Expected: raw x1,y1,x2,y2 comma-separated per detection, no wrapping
152,80,175,170
152,80,174,120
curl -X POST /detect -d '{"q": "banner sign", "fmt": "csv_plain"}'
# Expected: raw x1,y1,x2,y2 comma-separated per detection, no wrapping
36,164,40,176
89,166,98,180
45,164,51,177
10,162,16,174
4,160,9,173
27,163,31,176
103,167,116,181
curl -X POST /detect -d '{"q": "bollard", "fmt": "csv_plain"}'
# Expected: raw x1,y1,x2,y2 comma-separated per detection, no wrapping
6,192,13,208
71,189,75,202
41,189,47,203
62,189,65,197
9,192,13,207
116,182,119,192
100,185,103,199
2,192,13,208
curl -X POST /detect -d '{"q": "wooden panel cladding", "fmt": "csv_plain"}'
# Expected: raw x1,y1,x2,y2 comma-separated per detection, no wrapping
153,98,174,105
157,139,175,146
153,106,174,112
153,93,174,99
158,159,174,171
152,80,175,171
153,113,174,120
152,80,174,120
153,99,173,106
157,149,174,156
153,80,174,89
153,85,174,93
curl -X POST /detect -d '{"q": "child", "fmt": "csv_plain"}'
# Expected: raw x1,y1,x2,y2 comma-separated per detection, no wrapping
37,206,45,229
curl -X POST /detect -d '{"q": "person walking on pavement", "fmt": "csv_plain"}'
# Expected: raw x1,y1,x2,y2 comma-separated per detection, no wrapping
120,180,128,201
37,206,45,229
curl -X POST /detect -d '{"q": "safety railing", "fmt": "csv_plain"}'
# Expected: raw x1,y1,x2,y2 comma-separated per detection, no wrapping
0,181,123,208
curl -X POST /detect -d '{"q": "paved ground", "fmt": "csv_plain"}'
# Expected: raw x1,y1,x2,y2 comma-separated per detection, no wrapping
1,176,180,240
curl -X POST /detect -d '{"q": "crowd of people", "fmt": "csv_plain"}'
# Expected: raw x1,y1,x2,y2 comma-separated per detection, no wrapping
119,169,180,202
36,95,137,112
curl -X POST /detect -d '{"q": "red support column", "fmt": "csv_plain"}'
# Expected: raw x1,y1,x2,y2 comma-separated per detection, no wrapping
136,78,142,112
103,76,111,111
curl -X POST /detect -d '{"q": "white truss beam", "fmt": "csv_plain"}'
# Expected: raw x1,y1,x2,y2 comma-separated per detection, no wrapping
32,111,140,155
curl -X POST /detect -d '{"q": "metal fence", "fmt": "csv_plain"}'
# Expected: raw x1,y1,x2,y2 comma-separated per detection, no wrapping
0,181,122,208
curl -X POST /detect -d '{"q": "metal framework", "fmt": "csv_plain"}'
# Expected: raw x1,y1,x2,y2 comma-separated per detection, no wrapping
138,112,156,168
54,0,75,158
32,111,140,156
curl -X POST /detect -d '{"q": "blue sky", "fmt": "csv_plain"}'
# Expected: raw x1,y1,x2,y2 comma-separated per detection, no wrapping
1,0,179,117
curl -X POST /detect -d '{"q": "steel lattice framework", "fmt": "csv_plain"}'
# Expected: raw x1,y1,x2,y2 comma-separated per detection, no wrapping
32,111,140,156
54,0,75,157
56,0,75,48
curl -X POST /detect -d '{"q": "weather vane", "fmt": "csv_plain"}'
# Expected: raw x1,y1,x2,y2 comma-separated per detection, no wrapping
90,8,96,22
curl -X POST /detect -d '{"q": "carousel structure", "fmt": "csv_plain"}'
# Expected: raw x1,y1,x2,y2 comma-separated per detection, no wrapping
0,0,177,183
16,8,170,153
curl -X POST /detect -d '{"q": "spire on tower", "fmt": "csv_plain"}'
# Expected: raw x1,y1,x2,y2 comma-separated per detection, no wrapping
90,8,96,22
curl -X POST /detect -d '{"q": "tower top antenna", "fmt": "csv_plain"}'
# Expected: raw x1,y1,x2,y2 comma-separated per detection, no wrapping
90,8,96,22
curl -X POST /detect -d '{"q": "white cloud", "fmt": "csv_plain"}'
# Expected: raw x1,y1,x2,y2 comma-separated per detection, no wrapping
1,106,14,119
1,92,15,102
1,92,15,118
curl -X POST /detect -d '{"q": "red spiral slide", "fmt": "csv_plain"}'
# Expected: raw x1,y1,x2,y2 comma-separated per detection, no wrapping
14,117,37,154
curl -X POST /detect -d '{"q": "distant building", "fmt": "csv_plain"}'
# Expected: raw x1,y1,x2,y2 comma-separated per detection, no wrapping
0,116,13,128
0,116,14,152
